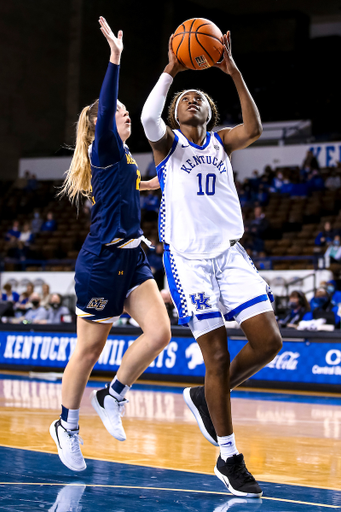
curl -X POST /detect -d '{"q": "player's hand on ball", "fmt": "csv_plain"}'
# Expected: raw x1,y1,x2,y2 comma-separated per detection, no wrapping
214,31,239,76
99,16,123,58
166,35,187,76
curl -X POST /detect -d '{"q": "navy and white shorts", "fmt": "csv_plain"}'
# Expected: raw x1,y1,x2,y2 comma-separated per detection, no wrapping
163,242,274,339
75,244,153,323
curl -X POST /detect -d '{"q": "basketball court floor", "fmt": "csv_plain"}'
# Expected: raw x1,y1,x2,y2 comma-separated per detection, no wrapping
0,371,340,511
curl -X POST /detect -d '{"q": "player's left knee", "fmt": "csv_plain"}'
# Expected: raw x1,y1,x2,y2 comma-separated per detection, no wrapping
149,323,172,352
264,331,283,358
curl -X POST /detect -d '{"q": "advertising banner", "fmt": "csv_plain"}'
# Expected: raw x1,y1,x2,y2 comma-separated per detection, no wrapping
1,331,341,386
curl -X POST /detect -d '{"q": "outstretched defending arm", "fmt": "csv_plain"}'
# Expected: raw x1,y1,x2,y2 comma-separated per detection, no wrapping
92,17,125,168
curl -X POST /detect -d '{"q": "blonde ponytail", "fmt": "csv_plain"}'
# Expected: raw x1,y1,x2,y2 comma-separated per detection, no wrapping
59,100,99,207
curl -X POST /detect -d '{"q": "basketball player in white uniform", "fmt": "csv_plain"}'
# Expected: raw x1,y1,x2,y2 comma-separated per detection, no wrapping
141,31,282,497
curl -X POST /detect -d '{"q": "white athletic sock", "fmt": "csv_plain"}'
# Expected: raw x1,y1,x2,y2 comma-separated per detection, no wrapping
217,433,239,461
109,376,130,401
60,406,79,431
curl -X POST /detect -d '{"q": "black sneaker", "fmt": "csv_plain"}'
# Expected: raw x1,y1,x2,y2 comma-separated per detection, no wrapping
214,454,263,498
183,386,218,446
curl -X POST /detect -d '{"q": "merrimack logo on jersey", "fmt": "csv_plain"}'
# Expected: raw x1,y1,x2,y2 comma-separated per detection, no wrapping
180,154,227,175
126,152,137,166
87,297,108,311
190,292,212,311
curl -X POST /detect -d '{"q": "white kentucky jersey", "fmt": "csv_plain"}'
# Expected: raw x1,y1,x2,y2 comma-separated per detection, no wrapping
156,129,244,258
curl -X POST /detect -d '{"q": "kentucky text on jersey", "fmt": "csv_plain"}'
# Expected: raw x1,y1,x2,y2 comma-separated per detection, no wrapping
156,129,244,258
181,155,227,174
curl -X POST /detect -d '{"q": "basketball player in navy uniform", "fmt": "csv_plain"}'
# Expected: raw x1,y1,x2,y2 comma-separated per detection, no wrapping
50,17,171,472
141,31,282,497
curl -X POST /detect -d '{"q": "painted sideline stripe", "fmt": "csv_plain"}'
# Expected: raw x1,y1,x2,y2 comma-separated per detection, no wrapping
0,443,340,494
0,482,339,508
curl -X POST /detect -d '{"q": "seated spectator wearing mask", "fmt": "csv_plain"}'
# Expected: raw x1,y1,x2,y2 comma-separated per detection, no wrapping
315,221,334,248
324,235,341,267
45,294,72,324
278,290,310,328
304,288,340,327
22,292,48,324
319,280,341,306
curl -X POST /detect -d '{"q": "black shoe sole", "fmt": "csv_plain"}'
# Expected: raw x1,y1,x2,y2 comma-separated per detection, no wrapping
214,466,263,498
183,388,218,446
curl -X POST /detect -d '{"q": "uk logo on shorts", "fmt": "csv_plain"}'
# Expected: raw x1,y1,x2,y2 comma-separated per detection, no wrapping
87,297,108,311
189,292,212,311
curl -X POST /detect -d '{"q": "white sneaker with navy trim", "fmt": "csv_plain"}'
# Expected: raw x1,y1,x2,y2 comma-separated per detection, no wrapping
49,419,86,472
90,387,127,441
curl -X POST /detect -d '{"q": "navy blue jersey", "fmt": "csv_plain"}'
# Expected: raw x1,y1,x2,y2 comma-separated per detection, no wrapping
83,63,143,256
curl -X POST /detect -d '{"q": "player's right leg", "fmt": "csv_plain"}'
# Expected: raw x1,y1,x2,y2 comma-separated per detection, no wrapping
50,317,112,471
195,326,262,498
90,246,171,441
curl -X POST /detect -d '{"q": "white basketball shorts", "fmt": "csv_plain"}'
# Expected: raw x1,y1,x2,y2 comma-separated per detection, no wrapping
163,242,274,339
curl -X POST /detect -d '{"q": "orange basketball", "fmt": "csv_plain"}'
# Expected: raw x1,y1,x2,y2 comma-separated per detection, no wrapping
172,18,224,71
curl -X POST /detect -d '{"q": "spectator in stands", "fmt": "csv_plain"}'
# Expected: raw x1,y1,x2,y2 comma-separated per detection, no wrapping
26,282,34,296
304,287,340,327
4,220,21,242
249,169,260,192
160,288,178,325
13,170,30,190
324,235,341,267
247,206,269,238
26,173,38,192
41,211,57,232
306,169,324,193
18,222,34,258
21,292,49,324
244,206,269,256
254,182,269,206
31,210,43,234
13,291,31,317
319,280,341,306
255,251,271,270
270,170,284,192
1,283,19,304
262,165,275,186
40,283,51,308
315,221,334,248
45,293,72,324
325,169,341,191
278,290,310,328
302,149,320,173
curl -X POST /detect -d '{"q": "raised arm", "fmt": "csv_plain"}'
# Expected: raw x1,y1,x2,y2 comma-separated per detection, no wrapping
141,36,186,165
92,17,125,168
216,32,263,155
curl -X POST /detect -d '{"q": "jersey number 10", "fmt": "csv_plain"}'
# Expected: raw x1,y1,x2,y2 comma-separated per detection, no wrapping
197,173,216,196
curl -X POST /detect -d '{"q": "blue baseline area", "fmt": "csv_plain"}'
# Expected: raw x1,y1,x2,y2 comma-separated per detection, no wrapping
0,446,340,512
1,373,341,406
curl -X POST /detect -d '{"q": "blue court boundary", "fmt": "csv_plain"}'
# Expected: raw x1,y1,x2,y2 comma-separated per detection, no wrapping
0,446,340,512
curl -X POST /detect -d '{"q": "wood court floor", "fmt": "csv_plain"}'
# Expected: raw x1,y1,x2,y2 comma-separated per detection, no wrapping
0,371,341,511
